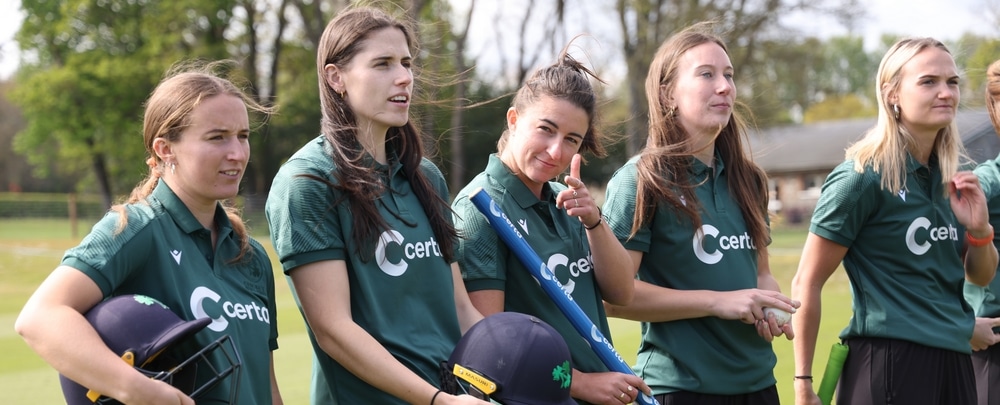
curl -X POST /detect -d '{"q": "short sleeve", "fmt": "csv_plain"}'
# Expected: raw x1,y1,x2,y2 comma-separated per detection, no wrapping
603,160,651,253
265,156,347,272
453,192,509,292
809,161,879,247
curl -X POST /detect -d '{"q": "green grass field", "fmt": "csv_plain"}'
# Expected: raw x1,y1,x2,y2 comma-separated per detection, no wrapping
0,219,851,404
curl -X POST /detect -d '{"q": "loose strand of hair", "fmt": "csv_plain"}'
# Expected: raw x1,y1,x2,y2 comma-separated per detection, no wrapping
224,205,252,263
112,168,161,234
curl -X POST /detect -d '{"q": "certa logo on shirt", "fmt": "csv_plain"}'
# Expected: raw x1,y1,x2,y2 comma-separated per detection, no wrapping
692,224,757,265
375,229,443,276
190,286,270,332
543,252,594,295
905,217,959,255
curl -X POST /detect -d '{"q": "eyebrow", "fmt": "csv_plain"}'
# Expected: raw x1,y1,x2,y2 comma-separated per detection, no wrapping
916,73,960,81
541,118,585,140
693,64,734,71
204,127,249,135
372,54,413,63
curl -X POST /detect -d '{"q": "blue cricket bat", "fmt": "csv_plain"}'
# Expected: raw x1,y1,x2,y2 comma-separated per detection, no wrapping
468,187,658,405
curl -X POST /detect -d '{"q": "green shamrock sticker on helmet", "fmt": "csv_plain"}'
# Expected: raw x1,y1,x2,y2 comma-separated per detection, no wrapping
552,360,572,389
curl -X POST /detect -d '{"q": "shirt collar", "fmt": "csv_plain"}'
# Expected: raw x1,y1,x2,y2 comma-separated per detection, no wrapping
689,152,726,178
904,151,938,174
151,179,233,236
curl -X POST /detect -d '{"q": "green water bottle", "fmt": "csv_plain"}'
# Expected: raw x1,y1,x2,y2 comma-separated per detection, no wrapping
817,342,849,405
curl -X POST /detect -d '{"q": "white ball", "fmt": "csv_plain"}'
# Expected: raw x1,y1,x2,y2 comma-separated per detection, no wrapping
763,307,792,326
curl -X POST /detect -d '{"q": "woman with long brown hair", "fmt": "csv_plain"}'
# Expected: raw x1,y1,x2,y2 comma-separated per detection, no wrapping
265,6,485,405
603,22,797,405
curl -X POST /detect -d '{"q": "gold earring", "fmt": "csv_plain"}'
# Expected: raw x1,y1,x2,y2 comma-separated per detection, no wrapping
893,104,900,120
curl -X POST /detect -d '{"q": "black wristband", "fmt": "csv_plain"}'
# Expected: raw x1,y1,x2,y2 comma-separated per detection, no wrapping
585,207,603,230
431,389,442,405
793,375,813,381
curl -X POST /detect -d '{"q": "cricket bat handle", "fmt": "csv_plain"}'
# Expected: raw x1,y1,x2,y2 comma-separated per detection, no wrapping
468,187,658,405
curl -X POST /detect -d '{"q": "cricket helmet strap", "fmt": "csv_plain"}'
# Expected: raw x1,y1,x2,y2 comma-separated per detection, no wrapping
447,312,575,405
59,294,242,405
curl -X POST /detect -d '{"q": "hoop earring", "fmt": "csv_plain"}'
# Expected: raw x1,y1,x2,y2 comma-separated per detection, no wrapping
893,104,900,120
667,105,676,117
338,90,345,98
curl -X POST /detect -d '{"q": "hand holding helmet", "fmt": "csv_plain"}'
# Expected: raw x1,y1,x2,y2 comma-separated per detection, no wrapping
60,294,241,405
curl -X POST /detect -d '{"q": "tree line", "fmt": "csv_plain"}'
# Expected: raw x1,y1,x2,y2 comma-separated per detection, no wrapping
1,0,998,210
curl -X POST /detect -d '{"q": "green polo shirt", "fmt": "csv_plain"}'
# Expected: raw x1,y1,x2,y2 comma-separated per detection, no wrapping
63,180,278,404
602,155,775,396
967,155,1000,317
266,135,460,404
812,155,973,353
452,154,611,382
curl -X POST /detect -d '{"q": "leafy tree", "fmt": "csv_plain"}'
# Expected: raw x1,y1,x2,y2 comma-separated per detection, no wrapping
955,34,1000,106
12,0,239,207
614,0,866,153
802,94,873,123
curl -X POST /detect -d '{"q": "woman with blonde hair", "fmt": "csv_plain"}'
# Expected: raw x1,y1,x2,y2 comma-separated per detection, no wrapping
792,38,997,405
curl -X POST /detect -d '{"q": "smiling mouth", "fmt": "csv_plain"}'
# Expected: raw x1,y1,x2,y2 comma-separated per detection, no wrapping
390,96,408,103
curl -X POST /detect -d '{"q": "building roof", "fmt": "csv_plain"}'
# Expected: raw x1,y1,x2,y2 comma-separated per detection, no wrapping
749,109,999,174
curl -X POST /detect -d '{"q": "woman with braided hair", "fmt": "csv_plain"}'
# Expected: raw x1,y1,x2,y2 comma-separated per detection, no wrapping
16,61,282,405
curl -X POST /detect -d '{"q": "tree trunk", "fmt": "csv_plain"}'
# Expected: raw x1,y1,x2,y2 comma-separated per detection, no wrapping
91,151,113,210
449,0,476,191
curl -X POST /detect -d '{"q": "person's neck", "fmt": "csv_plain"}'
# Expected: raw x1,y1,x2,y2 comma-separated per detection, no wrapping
691,132,717,167
904,124,939,165
164,179,217,230
359,129,388,164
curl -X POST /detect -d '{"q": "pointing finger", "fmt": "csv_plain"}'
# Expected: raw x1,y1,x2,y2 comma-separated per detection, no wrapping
570,154,582,185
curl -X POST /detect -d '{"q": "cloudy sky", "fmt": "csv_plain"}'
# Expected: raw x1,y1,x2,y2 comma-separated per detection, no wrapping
1,0,997,80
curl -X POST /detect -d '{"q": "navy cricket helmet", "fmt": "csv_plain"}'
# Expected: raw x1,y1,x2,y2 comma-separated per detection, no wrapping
59,294,242,404
445,312,575,405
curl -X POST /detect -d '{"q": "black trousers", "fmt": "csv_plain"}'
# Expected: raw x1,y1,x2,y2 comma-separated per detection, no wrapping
972,343,1000,405
838,337,976,405
654,385,779,405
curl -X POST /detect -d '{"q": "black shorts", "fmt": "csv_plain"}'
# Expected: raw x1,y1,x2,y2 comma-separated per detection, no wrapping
654,385,779,405
837,337,976,405
972,343,1000,405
